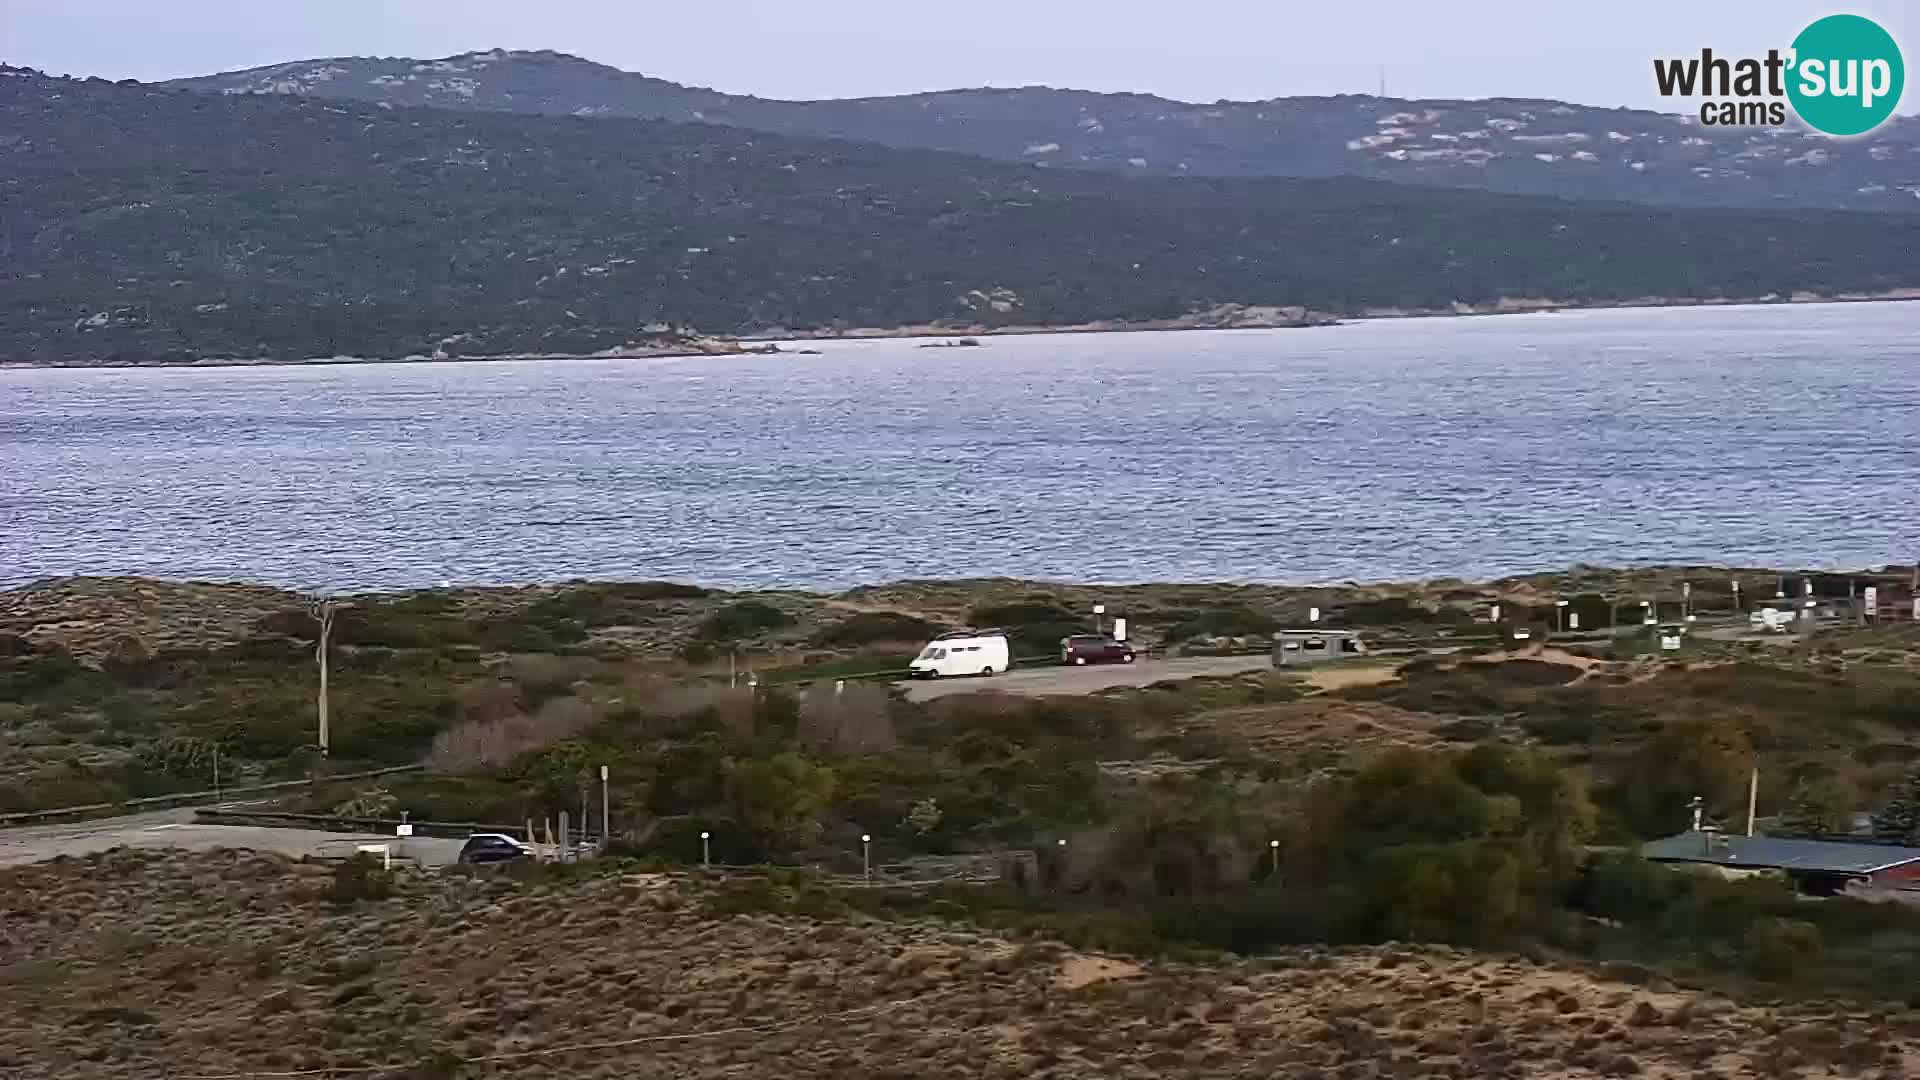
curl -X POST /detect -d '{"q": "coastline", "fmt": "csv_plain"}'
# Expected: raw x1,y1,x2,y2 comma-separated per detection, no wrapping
760,288,1920,344
7,289,1918,370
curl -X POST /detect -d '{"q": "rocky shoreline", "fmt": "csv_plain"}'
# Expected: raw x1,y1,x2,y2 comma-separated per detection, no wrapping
8,292,1916,370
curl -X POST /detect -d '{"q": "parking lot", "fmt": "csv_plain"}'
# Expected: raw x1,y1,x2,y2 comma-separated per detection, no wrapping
897,654,1273,701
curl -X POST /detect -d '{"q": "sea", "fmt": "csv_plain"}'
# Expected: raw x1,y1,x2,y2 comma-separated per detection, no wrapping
3,302,1916,592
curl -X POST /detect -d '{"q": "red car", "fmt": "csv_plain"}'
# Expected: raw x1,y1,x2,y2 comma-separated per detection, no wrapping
1060,634,1135,665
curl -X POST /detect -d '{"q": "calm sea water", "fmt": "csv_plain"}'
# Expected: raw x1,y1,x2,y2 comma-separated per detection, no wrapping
3,303,1916,592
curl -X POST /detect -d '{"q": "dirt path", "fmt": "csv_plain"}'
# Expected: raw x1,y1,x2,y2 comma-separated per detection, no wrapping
0,808,463,867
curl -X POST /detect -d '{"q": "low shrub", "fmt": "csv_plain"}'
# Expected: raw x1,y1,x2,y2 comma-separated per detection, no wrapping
1165,607,1279,642
322,853,395,906
814,611,945,647
697,601,795,642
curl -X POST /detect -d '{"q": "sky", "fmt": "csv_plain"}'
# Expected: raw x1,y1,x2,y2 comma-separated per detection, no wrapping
4,0,1915,113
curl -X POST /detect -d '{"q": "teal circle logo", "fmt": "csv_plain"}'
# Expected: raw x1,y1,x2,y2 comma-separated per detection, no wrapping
1787,14,1904,136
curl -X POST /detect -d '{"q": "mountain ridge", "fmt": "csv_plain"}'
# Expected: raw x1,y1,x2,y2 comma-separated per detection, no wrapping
7,70,1920,363
158,48,1920,213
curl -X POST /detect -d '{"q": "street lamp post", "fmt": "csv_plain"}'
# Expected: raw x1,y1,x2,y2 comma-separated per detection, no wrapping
1268,838,1279,879
1092,604,1106,636
861,833,872,883
1555,600,1569,633
700,830,711,868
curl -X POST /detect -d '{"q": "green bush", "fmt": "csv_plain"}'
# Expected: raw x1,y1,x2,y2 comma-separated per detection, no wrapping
963,599,1089,657
968,599,1080,627
523,582,709,629
1745,917,1824,980
323,853,395,906
697,601,795,642
1328,598,1472,627
623,815,765,865
814,611,945,647
728,752,837,852
1165,607,1278,641
1579,852,1686,922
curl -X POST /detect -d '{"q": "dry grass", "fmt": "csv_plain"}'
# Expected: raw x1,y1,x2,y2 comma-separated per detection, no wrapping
1174,699,1469,758
797,682,897,754
3,850,1917,1079
427,696,599,772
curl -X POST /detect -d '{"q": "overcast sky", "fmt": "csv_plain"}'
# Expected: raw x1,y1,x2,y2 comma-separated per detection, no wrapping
5,0,1914,113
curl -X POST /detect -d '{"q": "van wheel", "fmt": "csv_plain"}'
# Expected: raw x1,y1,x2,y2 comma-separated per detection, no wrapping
980,666,996,677
1073,657,1086,666
1122,654,1135,663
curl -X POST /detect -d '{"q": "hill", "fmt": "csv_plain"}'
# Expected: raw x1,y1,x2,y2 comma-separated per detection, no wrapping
164,48,1920,213
9,849,1896,1080
7,70,1920,362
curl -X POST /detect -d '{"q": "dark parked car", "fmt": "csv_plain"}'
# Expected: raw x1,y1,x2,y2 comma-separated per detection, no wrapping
457,833,533,865
1060,634,1136,665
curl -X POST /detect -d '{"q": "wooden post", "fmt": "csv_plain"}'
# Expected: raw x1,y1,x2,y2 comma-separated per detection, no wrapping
310,599,337,756
1746,768,1759,837
559,811,570,863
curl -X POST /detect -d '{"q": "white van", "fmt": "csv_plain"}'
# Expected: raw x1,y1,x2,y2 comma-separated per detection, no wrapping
908,629,1010,679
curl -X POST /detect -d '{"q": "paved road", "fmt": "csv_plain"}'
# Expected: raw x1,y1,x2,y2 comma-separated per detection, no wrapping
0,807,466,868
898,655,1273,701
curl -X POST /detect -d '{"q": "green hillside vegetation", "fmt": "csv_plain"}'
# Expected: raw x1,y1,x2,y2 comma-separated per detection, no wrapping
7,74,1920,362
8,574,1920,1001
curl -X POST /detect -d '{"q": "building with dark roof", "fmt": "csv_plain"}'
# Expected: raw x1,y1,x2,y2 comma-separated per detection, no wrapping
1643,831,1920,895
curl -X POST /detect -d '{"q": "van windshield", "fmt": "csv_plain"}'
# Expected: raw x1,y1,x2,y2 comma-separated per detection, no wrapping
918,646,946,660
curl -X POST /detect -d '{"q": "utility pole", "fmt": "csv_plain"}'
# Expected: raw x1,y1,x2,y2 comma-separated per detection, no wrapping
600,764,610,850
310,598,337,756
